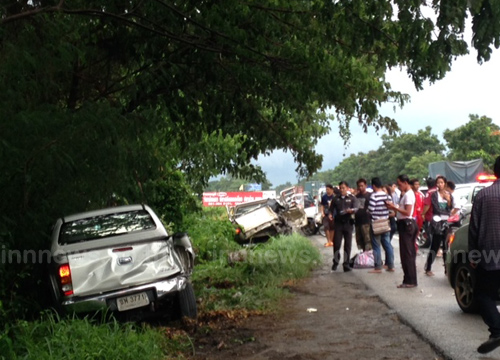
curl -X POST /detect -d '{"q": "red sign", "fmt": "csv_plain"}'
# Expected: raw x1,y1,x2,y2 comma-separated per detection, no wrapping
203,191,267,207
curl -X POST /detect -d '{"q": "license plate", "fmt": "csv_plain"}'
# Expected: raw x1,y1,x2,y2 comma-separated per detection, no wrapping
116,292,149,311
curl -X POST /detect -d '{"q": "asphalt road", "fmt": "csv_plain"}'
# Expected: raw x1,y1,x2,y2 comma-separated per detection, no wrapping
311,233,498,360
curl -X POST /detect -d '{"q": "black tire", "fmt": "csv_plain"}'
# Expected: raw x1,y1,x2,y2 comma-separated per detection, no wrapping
301,219,318,236
417,230,431,248
48,274,64,315
318,225,326,237
454,262,479,313
178,282,197,319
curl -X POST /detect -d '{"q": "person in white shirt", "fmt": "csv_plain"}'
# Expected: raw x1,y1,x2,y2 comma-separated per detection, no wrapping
386,175,418,288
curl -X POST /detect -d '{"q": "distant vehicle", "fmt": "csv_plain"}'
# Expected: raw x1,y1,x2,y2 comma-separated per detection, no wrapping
47,204,196,321
451,178,494,218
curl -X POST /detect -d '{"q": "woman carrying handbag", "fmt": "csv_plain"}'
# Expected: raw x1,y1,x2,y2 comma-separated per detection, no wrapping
367,177,394,273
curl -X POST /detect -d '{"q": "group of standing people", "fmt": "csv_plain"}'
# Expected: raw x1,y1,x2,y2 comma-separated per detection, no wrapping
319,174,458,289
318,156,500,354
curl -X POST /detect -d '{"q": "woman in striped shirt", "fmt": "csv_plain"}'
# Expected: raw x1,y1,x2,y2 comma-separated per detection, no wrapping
368,177,395,273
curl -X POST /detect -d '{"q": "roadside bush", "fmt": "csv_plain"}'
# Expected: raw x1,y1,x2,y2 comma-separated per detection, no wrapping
192,233,321,313
184,207,240,263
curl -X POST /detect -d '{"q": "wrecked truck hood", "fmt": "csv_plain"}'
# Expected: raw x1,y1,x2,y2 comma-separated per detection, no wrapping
233,206,279,238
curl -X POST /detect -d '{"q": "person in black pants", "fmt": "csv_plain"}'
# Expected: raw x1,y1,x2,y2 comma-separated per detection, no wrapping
329,181,358,272
424,175,455,276
386,175,418,288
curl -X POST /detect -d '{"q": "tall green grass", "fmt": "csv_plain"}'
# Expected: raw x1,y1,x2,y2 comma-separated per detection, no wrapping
192,233,322,313
5,312,190,360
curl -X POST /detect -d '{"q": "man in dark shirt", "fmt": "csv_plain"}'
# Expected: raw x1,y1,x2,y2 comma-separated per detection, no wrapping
355,178,372,251
329,181,358,272
320,184,336,247
469,156,500,354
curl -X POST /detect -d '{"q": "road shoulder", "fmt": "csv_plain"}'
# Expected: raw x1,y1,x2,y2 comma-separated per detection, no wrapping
192,237,444,360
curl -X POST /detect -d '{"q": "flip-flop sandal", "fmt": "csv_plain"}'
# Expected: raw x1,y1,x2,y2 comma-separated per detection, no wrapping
425,271,435,276
324,242,333,247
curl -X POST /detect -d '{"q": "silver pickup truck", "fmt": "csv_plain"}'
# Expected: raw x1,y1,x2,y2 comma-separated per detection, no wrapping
47,204,196,320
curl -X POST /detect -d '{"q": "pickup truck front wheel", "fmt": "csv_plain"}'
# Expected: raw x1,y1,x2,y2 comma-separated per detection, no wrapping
177,282,197,320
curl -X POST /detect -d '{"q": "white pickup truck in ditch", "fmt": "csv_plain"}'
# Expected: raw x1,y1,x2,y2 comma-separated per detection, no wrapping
47,204,196,321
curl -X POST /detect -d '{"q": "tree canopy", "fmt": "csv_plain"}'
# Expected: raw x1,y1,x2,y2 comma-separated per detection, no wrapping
309,127,445,185
205,176,272,192
301,117,498,188
444,115,500,171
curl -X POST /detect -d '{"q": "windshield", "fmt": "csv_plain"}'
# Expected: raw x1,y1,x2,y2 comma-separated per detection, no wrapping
234,203,267,217
59,210,156,244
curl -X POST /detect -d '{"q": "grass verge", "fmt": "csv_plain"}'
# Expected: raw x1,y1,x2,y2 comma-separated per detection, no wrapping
3,311,190,360
192,233,322,314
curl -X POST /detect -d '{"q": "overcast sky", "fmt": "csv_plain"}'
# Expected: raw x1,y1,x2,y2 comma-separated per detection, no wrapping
255,47,500,187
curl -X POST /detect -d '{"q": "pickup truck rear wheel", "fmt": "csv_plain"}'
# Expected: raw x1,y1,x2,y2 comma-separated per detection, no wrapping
48,274,64,314
454,262,479,313
178,282,197,320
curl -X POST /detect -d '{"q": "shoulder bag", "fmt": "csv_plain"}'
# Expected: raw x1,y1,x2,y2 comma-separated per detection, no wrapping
372,218,391,235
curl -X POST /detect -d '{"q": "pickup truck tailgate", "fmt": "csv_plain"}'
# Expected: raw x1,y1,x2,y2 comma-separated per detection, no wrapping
67,241,180,297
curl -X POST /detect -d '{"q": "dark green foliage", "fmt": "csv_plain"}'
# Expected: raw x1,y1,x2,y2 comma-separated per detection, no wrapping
444,115,500,171
184,207,240,264
325,126,445,185
313,116,499,185
205,176,273,192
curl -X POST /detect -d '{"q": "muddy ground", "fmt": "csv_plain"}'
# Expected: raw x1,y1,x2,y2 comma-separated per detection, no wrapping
187,259,445,360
